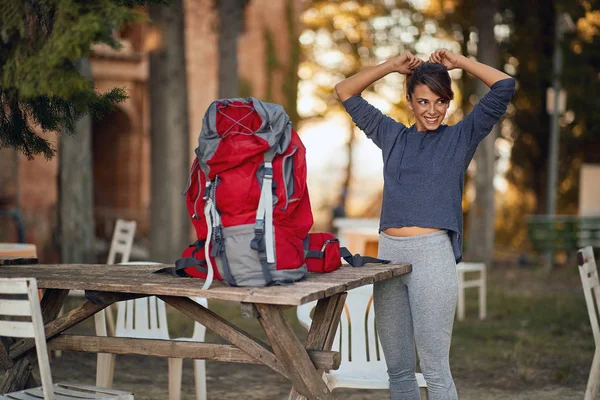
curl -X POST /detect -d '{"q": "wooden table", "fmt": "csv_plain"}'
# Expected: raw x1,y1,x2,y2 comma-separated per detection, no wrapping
0,262,411,399
0,244,37,259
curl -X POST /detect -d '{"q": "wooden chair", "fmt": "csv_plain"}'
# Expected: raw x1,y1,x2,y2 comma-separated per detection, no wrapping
0,277,134,400
578,246,600,400
95,262,207,400
296,284,427,392
456,262,486,321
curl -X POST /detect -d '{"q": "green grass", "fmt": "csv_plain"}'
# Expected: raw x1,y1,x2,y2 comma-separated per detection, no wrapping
450,266,592,390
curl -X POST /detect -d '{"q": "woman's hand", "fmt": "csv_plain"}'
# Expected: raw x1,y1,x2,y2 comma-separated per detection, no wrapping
389,51,424,75
429,49,462,70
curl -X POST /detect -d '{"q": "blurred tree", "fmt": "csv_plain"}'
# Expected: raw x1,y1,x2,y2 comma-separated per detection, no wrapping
465,0,500,264
148,0,190,263
300,1,443,225
217,0,250,98
59,58,95,263
424,0,503,263
0,0,161,264
428,0,600,253
502,0,600,216
0,0,156,158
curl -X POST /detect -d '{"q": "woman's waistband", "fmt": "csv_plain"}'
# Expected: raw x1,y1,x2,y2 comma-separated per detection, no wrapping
379,229,449,247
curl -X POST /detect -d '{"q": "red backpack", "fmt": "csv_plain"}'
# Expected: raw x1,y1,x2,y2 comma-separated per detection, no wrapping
173,98,314,287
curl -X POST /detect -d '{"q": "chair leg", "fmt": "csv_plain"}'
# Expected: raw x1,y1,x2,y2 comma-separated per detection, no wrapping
106,305,116,337
457,271,465,321
168,357,183,400
53,306,64,358
194,359,207,400
479,268,487,320
585,349,600,400
96,353,116,388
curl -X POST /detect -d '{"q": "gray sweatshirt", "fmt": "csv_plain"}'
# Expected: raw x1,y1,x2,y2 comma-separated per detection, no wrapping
342,77,516,263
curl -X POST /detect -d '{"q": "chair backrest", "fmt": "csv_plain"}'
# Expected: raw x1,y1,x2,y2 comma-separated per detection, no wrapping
114,262,169,340
456,262,485,273
297,284,387,376
190,297,208,341
0,278,55,400
107,219,136,265
579,246,600,347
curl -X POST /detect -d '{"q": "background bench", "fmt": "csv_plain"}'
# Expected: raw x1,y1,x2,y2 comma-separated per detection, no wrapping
526,215,600,266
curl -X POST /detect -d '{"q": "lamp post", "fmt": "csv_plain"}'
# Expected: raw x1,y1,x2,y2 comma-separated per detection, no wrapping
545,11,575,268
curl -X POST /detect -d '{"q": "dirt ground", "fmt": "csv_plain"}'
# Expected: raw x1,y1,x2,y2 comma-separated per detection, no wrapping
46,351,586,399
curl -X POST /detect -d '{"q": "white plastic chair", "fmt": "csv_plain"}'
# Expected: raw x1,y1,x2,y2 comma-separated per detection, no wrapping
0,277,134,400
168,297,208,400
456,262,486,321
578,246,600,400
106,219,137,265
63,219,136,334
296,284,427,392
95,262,207,400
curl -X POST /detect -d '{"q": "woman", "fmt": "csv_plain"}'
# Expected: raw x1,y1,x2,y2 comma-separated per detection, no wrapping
335,49,515,400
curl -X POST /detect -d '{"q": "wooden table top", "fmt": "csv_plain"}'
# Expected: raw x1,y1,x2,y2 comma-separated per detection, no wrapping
0,263,411,305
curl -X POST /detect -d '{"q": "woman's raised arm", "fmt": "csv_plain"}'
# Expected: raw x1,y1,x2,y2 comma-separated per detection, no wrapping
429,49,511,88
335,52,423,102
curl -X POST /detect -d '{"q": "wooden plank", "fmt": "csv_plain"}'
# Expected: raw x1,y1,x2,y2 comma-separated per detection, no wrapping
257,304,334,400
84,291,146,305
10,299,109,360
0,338,13,369
0,321,35,338
160,296,289,378
0,353,34,394
240,303,259,319
307,293,347,352
48,335,339,369
0,300,32,317
0,263,411,305
288,293,347,400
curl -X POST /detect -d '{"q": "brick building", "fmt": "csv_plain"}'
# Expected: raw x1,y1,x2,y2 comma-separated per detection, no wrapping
0,0,302,262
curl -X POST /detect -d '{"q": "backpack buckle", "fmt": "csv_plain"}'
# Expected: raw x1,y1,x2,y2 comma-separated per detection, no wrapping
203,182,212,200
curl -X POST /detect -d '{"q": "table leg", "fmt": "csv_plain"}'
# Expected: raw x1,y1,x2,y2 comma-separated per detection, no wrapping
256,302,342,400
0,289,69,393
286,293,347,400
160,296,289,378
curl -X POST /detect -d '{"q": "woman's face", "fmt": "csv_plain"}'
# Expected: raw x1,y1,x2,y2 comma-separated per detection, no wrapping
407,83,450,132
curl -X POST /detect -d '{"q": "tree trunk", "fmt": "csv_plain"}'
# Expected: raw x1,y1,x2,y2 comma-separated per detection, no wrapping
148,1,190,263
216,0,247,99
465,1,499,265
217,0,247,98
58,58,95,263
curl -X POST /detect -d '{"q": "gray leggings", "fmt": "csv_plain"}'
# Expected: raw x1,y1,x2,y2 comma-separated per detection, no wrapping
374,230,459,400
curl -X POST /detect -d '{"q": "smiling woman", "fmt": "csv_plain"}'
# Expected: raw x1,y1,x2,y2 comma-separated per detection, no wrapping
405,63,453,131
334,49,515,400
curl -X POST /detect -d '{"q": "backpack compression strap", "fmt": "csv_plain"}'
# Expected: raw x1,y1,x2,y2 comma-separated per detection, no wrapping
204,176,238,287
250,150,276,286
302,236,390,267
339,247,391,268
154,240,208,277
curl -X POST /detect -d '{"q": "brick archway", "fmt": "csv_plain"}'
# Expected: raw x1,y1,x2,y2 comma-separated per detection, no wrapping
92,107,144,239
